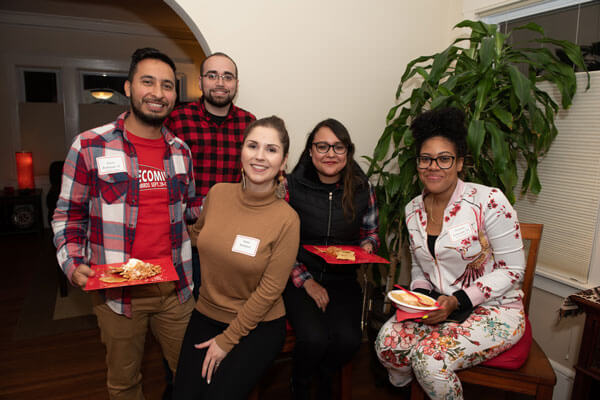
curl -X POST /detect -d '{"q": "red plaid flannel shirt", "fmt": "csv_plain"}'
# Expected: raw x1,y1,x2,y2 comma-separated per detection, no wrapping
52,112,200,317
165,99,256,199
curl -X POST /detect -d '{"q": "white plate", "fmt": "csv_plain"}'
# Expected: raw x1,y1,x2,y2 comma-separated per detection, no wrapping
387,290,438,313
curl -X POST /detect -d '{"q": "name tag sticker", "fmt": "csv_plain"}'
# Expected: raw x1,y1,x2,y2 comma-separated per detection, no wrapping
97,156,127,175
232,235,260,257
448,223,473,242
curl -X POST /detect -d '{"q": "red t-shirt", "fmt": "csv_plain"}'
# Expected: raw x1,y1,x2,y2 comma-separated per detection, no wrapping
127,131,171,261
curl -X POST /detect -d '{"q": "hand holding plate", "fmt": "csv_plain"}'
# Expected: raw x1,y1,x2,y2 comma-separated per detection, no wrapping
421,295,459,325
72,264,95,288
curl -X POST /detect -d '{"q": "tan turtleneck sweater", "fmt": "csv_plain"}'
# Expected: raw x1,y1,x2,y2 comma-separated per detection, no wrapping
190,182,300,352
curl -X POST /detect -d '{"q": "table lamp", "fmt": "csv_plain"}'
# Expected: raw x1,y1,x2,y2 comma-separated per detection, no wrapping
15,151,35,190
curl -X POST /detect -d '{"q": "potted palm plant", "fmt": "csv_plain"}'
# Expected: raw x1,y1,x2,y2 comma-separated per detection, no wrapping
365,19,589,307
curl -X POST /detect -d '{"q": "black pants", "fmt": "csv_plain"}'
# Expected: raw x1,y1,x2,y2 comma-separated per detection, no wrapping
283,276,362,397
173,310,285,400
192,247,201,300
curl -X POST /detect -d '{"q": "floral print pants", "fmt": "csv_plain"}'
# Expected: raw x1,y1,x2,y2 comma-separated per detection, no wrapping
375,306,525,400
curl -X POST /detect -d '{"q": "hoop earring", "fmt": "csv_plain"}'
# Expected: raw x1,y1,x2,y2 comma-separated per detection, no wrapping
275,171,286,199
241,168,246,191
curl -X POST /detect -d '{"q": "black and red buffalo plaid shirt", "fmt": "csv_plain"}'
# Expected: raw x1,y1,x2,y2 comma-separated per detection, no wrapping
165,98,256,200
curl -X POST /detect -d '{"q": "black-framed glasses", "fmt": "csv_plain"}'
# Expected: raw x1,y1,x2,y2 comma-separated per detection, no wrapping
312,142,347,155
202,72,237,82
416,155,456,169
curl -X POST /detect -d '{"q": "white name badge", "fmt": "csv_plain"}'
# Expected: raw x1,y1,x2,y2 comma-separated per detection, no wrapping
232,235,260,257
97,156,127,175
448,223,473,242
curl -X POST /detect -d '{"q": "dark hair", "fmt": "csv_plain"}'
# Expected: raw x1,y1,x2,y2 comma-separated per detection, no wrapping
294,118,363,220
128,47,176,81
243,115,290,157
200,52,238,77
410,107,468,157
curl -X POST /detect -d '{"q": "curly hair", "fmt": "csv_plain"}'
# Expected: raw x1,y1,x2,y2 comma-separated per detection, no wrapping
410,107,468,157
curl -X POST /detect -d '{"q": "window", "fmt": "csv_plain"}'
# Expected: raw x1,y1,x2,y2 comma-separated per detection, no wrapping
80,72,128,105
497,1,600,72
80,71,185,105
513,72,600,285
483,0,600,288
20,68,60,103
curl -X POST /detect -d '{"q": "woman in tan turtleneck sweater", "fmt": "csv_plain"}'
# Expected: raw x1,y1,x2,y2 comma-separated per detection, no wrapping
173,116,300,400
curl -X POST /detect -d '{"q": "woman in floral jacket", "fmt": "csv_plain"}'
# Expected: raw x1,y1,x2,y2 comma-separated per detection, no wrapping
375,107,526,400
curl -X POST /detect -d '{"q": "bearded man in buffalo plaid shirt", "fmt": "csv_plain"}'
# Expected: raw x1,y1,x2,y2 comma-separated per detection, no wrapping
164,52,255,299
165,52,255,200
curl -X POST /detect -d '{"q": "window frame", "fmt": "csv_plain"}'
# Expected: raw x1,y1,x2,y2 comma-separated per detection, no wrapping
481,0,600,296
18,67,62,104
79,70,187,105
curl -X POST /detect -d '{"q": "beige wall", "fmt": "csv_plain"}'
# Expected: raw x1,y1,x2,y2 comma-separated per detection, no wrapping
169,0,463,168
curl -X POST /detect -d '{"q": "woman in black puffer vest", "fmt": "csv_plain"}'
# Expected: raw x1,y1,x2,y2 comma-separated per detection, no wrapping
284,119,380,399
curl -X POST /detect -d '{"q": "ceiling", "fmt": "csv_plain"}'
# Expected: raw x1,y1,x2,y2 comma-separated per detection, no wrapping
0,0,188,30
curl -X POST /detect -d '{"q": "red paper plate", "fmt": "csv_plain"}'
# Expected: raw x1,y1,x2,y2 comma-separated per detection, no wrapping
303,245,390,265
84,258,178,291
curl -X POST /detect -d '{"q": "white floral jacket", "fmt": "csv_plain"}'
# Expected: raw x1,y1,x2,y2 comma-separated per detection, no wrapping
406,180,525,308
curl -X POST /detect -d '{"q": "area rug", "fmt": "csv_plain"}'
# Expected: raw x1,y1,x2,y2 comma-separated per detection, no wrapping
14,254,97,340
53,286,93,320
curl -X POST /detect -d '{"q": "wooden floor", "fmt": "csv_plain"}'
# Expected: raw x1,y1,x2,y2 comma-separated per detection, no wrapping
0,231,404,400
0,230,525,399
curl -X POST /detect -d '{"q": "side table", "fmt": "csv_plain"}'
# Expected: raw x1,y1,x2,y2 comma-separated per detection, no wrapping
0,189,44,235
570,288,600,399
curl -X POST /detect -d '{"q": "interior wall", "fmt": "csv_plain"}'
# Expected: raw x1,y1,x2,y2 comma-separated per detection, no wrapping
19,103,66,176
0,15,204,190
529,287,585,369
169,0,463,169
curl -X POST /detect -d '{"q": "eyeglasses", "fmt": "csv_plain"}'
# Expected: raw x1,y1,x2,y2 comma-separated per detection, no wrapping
312,142,347,155
202,72,237,82
416,155,456,169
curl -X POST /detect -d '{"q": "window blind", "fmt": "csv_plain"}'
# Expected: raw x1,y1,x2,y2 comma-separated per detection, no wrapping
513,71,600,283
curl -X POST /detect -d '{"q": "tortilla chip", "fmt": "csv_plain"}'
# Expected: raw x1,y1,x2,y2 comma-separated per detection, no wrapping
320,246,356,261
335,250,356,261
108,266,124,274
99,275,128,283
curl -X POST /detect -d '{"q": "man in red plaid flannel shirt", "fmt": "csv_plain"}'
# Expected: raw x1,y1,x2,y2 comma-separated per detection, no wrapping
165,52,256,298
53,48,199,400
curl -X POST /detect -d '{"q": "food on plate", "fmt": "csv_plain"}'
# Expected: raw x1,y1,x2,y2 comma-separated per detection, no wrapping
316,246,356,261
99,275,128,283
120,258,162,280
390,291,436,307
101,258,162,284
108,266,124,274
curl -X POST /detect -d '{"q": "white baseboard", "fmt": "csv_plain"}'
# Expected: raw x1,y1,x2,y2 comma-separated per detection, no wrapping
549,359,574,400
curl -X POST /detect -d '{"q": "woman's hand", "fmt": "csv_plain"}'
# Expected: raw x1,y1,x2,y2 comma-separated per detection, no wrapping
194,338,228,384
421,295,459,325
304,278,329,312
361,242,374,254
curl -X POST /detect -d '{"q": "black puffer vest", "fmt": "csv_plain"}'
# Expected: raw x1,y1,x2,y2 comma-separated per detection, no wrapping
287,159,370,279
